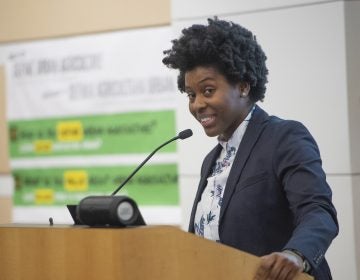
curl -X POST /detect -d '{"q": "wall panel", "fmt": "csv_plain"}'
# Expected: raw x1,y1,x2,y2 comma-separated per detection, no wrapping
0,67,10,174
0,66,13,224
0,0,170,42
326,175,358,280
345,0,360,273
172,0,334,20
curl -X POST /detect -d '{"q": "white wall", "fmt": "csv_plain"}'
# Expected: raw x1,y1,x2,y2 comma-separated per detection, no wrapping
344,1,360,277
171,1,359,279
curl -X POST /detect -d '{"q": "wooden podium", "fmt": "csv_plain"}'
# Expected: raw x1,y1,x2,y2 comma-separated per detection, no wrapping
0,224,313,280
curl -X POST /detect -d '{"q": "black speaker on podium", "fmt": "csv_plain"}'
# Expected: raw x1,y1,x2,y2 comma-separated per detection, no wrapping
76,195,145,226
67,129,193,227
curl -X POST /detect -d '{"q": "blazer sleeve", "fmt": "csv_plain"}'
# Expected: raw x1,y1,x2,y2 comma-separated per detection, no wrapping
273,120,339,270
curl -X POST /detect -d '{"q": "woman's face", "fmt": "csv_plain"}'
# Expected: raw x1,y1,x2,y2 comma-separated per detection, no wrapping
185,66,252,140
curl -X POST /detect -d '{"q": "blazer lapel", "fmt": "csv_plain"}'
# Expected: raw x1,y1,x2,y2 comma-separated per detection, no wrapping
219,105,270,221
188,143,222,232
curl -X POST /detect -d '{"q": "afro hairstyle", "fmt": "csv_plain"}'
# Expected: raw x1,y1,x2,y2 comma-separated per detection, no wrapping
162,18,269,102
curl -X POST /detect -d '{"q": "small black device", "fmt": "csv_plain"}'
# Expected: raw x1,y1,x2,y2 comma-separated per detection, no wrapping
67,129,193,227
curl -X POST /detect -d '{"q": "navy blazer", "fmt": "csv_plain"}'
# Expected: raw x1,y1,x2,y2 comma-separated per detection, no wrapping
188,106,338,279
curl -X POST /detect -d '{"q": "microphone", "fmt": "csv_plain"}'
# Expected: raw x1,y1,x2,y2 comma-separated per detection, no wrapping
178,128,193,140
111,128,193,196
74,129,193,227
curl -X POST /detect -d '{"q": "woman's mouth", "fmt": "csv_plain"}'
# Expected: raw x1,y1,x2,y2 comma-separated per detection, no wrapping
199,116,215,128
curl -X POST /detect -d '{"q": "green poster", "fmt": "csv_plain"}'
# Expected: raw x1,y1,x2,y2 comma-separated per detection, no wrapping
9,110,176,158
13,163,178,206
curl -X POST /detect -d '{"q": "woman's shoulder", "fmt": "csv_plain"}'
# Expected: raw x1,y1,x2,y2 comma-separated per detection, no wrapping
265,113,309,134
264,114,319,153
253,106,306,130
255,109,315,144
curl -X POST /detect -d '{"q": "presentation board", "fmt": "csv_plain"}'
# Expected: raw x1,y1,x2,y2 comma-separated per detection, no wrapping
1,26,180,224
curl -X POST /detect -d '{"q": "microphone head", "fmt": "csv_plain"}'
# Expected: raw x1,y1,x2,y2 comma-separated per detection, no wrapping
178,129,193,140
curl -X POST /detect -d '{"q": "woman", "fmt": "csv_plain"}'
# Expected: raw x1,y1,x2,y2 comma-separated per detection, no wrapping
162,18,338,280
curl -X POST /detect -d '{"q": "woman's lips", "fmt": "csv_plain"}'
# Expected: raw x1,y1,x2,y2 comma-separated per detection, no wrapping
199,116,215,128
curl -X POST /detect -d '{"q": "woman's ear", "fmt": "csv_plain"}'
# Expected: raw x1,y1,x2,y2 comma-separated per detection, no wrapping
238,82,250,97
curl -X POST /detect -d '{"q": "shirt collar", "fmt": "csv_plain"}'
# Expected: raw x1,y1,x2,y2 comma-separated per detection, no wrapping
218,106,255,150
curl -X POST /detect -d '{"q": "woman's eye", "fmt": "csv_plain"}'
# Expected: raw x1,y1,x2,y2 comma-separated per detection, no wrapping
204,88,214,96
186,92,195,100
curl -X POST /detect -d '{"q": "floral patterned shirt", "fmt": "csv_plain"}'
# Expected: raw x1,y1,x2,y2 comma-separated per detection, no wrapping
194,107,254,242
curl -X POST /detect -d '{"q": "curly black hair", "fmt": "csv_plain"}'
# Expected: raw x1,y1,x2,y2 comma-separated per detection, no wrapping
162,18,269,102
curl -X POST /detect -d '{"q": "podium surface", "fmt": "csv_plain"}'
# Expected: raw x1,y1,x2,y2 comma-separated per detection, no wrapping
0,224,313,280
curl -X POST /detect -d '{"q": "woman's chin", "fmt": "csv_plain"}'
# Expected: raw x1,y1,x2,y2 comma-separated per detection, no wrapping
203,128,219,138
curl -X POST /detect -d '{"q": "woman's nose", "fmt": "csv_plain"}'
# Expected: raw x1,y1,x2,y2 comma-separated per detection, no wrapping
191,95,206,112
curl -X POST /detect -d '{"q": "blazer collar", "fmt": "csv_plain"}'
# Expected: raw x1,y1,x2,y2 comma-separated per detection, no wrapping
219,105,270,220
